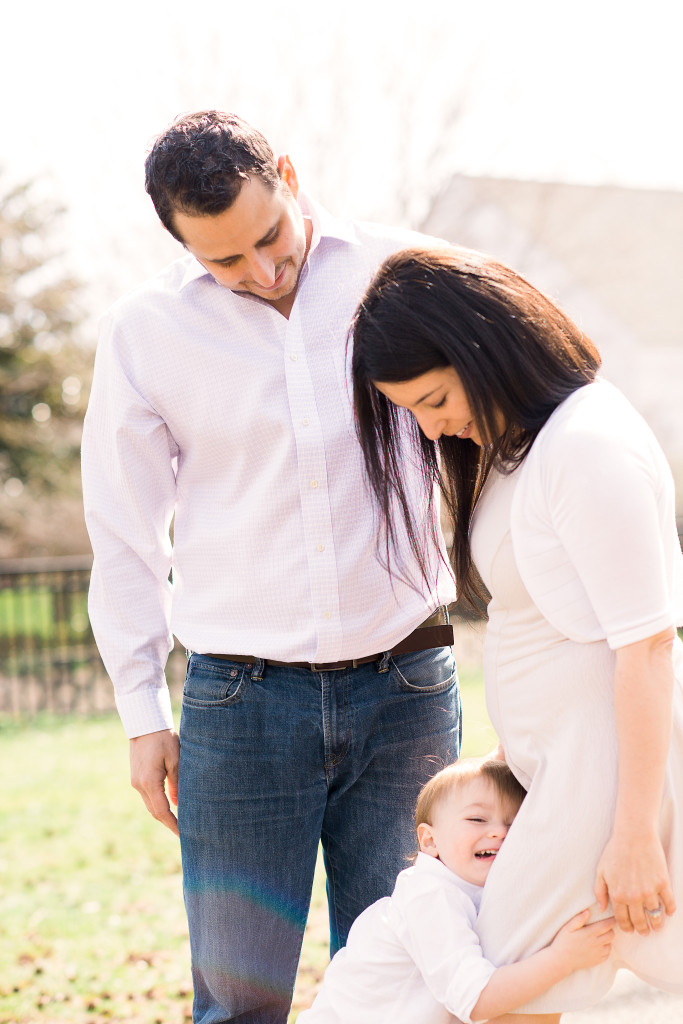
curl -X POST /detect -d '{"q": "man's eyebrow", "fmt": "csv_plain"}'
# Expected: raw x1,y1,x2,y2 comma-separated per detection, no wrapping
210,222,280,264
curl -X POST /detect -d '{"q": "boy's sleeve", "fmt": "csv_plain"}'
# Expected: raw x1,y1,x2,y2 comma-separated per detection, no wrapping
398,882,496,1023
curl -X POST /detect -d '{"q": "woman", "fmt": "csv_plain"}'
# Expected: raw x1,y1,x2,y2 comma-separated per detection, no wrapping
351,246,683,1022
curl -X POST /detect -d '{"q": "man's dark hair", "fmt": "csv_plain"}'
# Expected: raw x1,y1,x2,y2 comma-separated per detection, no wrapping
144,111,281,242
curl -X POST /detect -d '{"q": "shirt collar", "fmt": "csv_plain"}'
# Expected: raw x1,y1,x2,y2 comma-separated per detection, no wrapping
415,851,485,909
177,190,361,292
178,254,210,290
299,190,362,254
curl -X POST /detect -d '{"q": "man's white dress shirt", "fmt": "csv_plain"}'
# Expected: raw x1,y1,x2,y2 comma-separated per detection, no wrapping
82,195,456,737
297,853,496,1024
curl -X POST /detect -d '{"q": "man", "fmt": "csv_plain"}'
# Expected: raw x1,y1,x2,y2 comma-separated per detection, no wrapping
82,110,460,1024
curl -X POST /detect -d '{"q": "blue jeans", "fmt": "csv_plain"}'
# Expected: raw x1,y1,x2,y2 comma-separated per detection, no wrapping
178,645,460,1023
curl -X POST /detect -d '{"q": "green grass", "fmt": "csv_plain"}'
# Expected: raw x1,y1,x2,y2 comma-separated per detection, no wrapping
459,661,496,757
1,664,491,1024
1,714,190,1024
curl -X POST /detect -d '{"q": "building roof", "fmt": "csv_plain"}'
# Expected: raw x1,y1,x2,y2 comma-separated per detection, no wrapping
421,175,683,495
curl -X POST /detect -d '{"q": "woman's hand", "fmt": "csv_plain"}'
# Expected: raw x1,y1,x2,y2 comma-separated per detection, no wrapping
594,829,676,934
599,628,676,934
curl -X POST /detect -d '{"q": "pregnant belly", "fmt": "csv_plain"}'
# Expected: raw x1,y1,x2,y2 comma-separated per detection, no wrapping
483,628,617,787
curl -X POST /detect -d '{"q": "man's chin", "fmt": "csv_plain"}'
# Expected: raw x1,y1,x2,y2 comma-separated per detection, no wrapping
239,266,299,303
252,284,293,302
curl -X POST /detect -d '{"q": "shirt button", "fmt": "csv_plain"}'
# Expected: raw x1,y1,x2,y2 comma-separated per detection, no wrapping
323,611,331,620
289,353,297,361
310,479,318,489
317,544,325,552
302,417,309,426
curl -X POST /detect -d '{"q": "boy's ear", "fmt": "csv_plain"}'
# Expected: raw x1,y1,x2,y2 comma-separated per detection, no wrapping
417,822,439,859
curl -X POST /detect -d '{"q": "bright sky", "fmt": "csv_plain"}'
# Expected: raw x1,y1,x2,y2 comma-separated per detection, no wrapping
3,0,683,315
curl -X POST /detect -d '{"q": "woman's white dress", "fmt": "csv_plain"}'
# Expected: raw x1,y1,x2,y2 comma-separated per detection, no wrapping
470,380,683,1014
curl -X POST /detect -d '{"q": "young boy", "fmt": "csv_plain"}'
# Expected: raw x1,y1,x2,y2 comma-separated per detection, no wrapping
297,758,615,1024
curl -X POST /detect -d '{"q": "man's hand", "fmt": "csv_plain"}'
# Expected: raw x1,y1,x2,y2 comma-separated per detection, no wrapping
129,729,180,836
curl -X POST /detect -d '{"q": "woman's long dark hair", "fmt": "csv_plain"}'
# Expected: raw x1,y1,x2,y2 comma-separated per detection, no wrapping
351,246,601,609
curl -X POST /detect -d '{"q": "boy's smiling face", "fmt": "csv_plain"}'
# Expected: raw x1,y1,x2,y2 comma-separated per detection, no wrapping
417,776,519,886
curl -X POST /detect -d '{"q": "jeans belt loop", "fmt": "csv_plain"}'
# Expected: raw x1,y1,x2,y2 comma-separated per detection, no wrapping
250,657,265,682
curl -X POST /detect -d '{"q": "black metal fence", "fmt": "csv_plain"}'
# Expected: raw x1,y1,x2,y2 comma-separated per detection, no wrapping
2,523,682,718
0,556,186,717
0,556,108,716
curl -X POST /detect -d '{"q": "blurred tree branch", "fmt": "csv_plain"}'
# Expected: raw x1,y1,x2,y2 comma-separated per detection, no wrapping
0,176,92,556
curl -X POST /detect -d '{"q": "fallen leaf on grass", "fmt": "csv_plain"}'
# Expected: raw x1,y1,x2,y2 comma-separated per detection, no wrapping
125,951,158,966
143,987,165,1000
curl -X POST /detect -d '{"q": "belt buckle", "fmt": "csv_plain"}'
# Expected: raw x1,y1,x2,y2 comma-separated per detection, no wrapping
309,659,358,671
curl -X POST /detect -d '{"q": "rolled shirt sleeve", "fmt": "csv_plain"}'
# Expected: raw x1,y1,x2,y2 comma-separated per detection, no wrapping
397,873,496,1022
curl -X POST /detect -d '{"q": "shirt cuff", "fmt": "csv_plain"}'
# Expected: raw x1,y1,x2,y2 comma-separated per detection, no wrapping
115,683,176,738
447,958,497,1023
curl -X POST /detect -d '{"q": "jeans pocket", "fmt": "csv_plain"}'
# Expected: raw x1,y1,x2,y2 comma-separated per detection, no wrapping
390,645,458,695
182,655,252,708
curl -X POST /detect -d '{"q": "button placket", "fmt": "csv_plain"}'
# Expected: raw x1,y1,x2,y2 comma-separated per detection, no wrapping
283,311,342,656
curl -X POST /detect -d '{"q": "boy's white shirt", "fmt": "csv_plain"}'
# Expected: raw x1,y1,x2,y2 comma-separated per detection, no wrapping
298,852,496,1024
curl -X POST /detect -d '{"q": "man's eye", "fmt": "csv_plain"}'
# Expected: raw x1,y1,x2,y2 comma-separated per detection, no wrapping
259,229,279,248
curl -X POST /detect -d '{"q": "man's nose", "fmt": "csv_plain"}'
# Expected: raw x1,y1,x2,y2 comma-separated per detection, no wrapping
246,251,276,286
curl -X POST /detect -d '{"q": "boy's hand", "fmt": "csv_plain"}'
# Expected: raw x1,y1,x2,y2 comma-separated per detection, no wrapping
550,909,615,971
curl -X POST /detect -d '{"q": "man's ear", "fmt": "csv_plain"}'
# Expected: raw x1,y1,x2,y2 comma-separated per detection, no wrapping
417,822,439,859
277,154,299,198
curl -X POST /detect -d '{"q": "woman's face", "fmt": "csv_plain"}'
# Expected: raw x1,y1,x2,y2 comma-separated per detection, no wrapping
374,367,484,445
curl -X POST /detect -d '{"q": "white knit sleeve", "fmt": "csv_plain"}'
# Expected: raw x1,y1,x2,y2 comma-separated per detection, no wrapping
512,383,683,649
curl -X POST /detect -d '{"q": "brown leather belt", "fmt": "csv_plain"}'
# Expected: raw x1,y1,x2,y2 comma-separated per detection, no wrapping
203,606,453,672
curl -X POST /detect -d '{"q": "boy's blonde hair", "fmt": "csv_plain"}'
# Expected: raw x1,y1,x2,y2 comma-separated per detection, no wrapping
415,757,526,833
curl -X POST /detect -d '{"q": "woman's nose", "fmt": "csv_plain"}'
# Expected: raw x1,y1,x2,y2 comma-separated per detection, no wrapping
414,411,442,441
